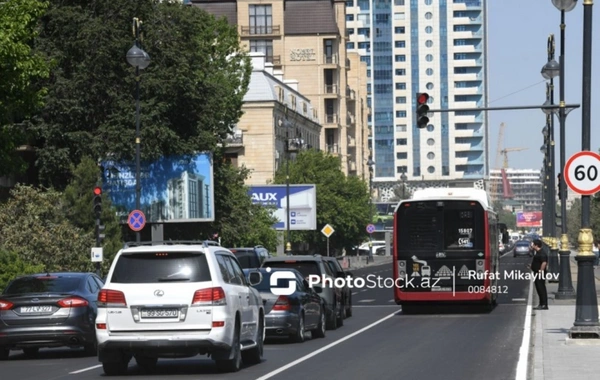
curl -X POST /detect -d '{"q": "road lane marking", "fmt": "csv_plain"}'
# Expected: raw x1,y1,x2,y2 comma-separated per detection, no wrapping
388,299,395,302
352,292,358,295
69,364,103,374
512,298,527,302
515,280,534,380
358,299,375,303
255,312,398,380
360,289,367,292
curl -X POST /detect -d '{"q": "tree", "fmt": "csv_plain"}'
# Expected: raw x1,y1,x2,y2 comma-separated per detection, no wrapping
0,249,45,291
29,0,250,188
566,198,582,247
273,149,371,255
0,0,51,176
63,156,123,273
0,184,94,272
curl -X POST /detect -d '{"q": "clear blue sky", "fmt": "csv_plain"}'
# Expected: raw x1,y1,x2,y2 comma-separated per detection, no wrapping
487,0,599,173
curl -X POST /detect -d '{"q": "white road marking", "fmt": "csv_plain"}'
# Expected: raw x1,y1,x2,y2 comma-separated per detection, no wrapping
358,299,375,303
69,364,103,374
515,280,534,380
388,299,395,302
512,298,527,302
360,289,368,292
255,312,397,380
352,292,358,295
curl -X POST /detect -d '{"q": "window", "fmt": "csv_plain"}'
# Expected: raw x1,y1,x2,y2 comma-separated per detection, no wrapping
227,256,248,286
425,40,433,47
87,277,99,293
395,26,406,34
426,82,434,90
397,152,408,159
395,69,406,75
394,13,406,20
427,166,435,173
395,40,406,48
249,5,273,34
346,15,354,21
395,0,405,4
427,138,435,146
425,12,433,19
396,138,407,145
110,252,212,283
395,54,406,62
425,0,432,4
427,152,435,159
396,96,407,104
396,111,407,117
358,0,369,10
396,124,407,132
426,68,433,75
347,42,355,49
425,26,433,34
426,54,433,62
250,40,274,62
396,82,407,90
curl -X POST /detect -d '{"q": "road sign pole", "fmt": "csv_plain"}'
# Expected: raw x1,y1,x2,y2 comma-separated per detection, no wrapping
327,237,330,257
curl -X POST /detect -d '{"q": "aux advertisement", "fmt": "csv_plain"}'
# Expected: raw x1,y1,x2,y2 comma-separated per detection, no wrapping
101,152,214,223
516,211,542,228
249,185,317,231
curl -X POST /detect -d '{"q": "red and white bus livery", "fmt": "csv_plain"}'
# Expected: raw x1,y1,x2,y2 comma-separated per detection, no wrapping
392,188,500,312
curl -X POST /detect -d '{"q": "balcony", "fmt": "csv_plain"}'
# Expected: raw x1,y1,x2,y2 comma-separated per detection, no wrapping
348,113,355,125
324,84,339,95
323,54,339,65
240,25,281,37
348,159,357,172
220,131,244,151
326,143,340,155
346,87,356,100
267,55,281,66
324,114,339,126
348,136,356,147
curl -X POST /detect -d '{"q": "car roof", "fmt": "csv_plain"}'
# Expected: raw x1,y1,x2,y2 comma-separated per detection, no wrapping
264,255,322,262
243,267,301,274
120,244,220,254
17,272,93,278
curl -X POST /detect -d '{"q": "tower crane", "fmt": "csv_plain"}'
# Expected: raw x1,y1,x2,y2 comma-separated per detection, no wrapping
499,147,528,199
489,122,528,200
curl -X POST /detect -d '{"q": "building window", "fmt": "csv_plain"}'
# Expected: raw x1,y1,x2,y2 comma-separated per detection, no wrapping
397,152,408,159
395,54,406,62
425,0,432,4
426,68,433,75
395,26,405,34
427,166,435,173
427,125,434,132
425,26,433,34
426,54,433,62
427,152,435,159
395,69,406,75
427,138,435,146
395,40,406,48
249,5,273,34
395,96,407,104
396,82,407,90
346,15,354,21
394,13,406,20
425,12,433,19
250,40,274,62
395,0,405,5
396,111,407,117
425,40,433,47
346,42,355,49
396,138,407,145
426,82,434,90
454,53,468,60
396,124,407,132
358,0,369,10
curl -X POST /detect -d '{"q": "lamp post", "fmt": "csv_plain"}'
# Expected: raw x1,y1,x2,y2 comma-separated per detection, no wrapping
126,18,150,243
367,157,375,263
400,171,407,199
549,0,577,299
570,0,600,337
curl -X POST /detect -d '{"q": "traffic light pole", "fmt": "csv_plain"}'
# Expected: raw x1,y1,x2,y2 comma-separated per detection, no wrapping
426,104,580,113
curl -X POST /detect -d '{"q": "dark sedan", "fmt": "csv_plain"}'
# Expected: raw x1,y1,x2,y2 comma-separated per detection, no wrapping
513,240,534,257
0,272,104,359
243,268,326,343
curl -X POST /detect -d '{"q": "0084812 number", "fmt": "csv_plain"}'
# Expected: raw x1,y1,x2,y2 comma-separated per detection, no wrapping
467,285,508,294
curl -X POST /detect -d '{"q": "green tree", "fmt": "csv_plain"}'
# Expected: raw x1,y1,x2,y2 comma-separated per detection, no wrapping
0,249,45,291
0,184,94,272
0,0,51,176
566,198,582,247
63,156,123,273
30,0,250,188
273,149,371,255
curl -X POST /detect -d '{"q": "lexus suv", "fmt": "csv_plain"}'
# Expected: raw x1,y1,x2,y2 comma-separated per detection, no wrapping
95,241,265,375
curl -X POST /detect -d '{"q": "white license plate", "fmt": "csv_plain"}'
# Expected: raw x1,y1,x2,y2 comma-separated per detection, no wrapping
20,306,53,313
141,308,179,318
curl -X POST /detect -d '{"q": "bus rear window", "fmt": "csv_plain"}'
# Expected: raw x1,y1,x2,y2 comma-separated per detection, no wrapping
397,200,484,251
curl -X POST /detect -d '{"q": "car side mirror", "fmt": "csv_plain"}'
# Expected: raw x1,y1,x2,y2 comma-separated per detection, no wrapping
248,271,262,286
313,285,323,294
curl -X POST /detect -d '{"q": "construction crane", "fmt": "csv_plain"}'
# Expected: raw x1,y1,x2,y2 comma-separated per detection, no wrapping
499,147,528,199
489,123,528,200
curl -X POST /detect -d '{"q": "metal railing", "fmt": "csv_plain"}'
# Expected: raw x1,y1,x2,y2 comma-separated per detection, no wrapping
240,25,281,36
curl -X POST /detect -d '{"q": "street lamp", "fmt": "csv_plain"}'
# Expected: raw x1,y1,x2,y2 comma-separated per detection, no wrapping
400,171,407,199
549,0,578,300
570,0,600,337
126,18,150,243
367,157,375,262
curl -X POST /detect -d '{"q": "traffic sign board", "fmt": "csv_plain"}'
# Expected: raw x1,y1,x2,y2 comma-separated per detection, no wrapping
321,224,334,238
366,224,376,234
128,210,146,232
564,151,600,195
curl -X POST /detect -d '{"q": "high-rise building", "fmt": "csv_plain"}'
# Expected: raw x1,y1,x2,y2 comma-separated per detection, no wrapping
167,171,207,219
345,0,489,196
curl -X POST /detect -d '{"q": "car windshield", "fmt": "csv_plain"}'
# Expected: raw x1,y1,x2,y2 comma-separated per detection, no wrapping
232,250,261,269
3,276,81,294
110,252,211,283
265,261,321,278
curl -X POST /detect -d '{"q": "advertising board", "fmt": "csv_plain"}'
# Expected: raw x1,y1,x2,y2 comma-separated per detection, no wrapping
249,185,317,230
516,211,542,228
101,153,214,223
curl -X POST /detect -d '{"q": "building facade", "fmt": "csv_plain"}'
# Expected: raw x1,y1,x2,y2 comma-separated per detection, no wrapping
488,169,542,211
192,0,370,179
345,0,489,194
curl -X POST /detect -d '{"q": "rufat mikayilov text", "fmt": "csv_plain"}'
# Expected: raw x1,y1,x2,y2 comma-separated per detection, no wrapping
467,270,558,281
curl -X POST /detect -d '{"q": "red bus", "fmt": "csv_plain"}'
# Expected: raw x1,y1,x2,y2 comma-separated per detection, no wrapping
392,188,500,313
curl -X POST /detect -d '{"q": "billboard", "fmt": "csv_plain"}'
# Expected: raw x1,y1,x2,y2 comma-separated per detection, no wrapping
249,185,317,230
516,211,542,228
101,153,214,223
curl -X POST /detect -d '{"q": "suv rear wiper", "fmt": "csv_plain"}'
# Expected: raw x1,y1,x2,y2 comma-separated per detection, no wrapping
157,277,191,282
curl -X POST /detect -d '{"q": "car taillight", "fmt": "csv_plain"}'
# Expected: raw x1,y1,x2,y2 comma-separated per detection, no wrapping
192,287,226,306
273,296,291,311
97,289,127,307
0,299,14,311
57,297,89,308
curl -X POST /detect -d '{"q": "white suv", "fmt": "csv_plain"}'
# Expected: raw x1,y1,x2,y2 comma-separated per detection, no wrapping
95,241,265,375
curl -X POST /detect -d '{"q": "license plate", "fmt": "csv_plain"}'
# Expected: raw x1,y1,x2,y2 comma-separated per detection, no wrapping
140,308,179,318
20,306,53,313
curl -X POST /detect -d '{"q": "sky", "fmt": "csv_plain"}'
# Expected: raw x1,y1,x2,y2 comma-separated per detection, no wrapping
486,0,600,173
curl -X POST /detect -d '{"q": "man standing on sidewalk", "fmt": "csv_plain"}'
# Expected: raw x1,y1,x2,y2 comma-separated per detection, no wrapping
529,239,548,310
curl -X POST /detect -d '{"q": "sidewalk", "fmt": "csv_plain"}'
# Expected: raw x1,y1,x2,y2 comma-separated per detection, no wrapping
339,255,393,270
531,251,600,380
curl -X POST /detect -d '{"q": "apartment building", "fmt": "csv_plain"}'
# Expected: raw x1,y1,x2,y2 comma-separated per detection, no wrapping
489,169,542,211
345,0,489,195
192,0,370,179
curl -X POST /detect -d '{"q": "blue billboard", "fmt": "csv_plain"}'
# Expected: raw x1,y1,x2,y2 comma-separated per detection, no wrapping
249,185,317,231
101,153,214,223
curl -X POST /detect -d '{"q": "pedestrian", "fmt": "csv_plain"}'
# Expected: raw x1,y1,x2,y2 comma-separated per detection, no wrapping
529,239,549,310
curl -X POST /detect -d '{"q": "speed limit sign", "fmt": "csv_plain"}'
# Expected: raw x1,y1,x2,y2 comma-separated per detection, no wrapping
564,151,600,195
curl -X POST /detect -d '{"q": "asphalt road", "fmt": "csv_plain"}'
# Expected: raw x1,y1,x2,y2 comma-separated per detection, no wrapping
0,253,531,380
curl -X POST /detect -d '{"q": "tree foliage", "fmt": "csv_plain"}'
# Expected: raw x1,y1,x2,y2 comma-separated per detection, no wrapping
0,249,45,291
0,0,51,176
30,0,251,188
0,184,94,272
273,149,371,255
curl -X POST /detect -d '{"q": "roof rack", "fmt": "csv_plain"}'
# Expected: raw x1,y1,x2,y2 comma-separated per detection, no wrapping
123,240,221,248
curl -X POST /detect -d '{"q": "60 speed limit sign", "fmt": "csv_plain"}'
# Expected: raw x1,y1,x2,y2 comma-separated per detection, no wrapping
564,151,600,195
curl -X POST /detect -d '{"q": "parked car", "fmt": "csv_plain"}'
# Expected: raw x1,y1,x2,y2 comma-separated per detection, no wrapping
262,255,344,330
322,257,353,318
229,246,271,269
513,240,534,258
243,268,326,342
95,241,264,375
0,272,104,359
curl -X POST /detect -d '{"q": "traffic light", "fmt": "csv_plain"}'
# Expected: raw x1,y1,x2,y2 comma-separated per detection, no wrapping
416,92,430,129
93,186,102,219
96,222,106,246
557,173,564,199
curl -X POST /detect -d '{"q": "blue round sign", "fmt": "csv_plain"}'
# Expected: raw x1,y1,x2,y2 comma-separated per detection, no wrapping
128,210,146,232
366,224,376,234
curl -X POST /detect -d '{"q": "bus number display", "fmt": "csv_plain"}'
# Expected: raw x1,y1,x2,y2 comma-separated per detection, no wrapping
458,228,472,235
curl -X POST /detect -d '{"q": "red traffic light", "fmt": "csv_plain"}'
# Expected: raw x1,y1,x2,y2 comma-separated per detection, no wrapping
417,93,429,104
93,187,102,196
